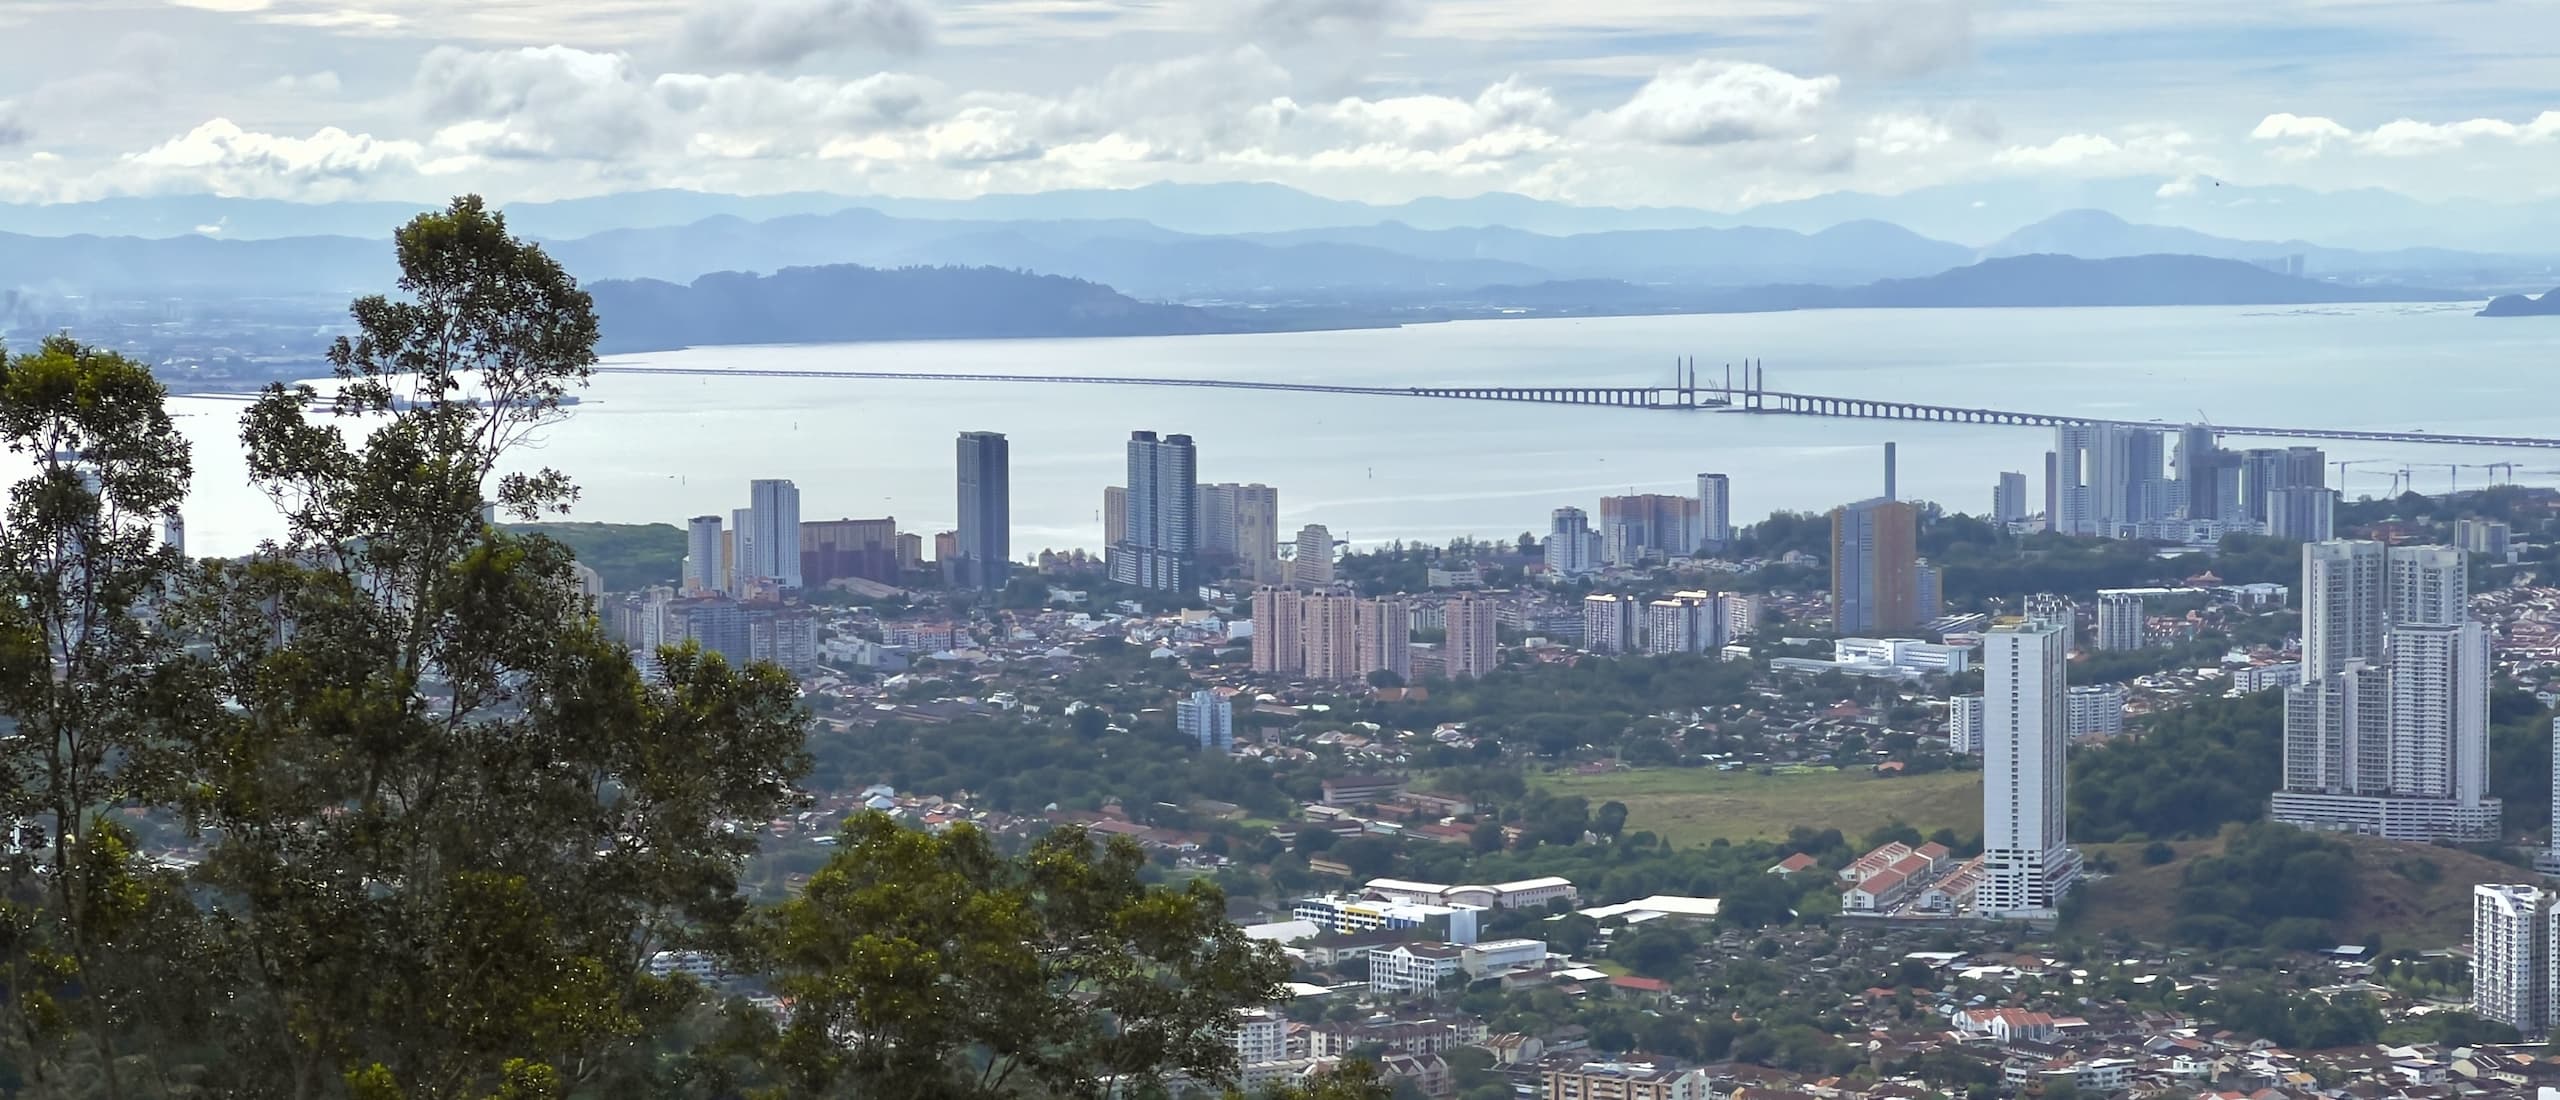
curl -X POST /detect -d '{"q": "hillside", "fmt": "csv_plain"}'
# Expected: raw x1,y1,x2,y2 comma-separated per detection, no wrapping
2077,830,2530,949
1982,209,2530,276
586,264,1258,353
2480,288,2560,316
505,522,685,591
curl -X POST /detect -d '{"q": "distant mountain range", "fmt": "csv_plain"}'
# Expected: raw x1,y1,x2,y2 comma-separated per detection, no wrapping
8,177,2560,253
585,254,2469,353
3,204,2536,307
2479,289,2560,316
586,265,1265,353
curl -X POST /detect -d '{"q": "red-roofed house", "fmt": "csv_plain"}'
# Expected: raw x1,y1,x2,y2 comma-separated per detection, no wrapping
1956,1008,2057,1045
1845,867,1911,911
1607,975,1672,1005
1769,852,1819,875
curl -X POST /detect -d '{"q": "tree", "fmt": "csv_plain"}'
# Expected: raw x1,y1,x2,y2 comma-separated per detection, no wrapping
1593,800,1630,840
1258,1058,1393,1100
759,814,1289,1098
175,196,812,1096
0,337,202,1096
1468,820,1508,854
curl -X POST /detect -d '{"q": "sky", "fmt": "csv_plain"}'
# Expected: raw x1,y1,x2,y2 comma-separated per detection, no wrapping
0,0,2555,210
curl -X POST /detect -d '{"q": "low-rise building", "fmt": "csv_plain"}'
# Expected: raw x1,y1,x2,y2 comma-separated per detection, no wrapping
1542,1060,1709,1100
1370,942,1469,995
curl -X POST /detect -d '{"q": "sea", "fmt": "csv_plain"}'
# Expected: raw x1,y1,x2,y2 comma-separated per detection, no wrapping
164,301,2552,559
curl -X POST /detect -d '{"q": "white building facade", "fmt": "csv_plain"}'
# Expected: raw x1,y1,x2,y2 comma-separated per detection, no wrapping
1977,621,2079,920
2472,884,2557,1038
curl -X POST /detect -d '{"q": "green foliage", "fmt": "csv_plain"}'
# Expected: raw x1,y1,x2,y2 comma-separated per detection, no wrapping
2203,985,2382,1049
503,521,684,591
2071,690,2283,842
755,814,1289,1098
2169,824,2359,949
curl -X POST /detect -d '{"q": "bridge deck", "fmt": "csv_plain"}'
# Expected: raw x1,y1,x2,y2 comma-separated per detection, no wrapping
586,366,2560,449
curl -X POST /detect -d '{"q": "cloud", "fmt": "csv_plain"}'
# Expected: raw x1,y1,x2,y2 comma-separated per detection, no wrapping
0,102,26,147
2251,110,2560,158
1826,0,1976,79
121,118,431,197
1241,0,1422,45
1992,126,2198,173
167,0,271,10
416,46,663,161
683,0,932,67
2155,174,2198,197
1586,61,1838,146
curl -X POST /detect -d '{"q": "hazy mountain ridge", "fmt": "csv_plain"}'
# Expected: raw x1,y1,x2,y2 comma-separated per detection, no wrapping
585,264,1263,353
7,177,2560,253
1983,209,2544,276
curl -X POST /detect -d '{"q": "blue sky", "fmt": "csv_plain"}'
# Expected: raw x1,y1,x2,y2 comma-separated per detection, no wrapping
0,0,2552,208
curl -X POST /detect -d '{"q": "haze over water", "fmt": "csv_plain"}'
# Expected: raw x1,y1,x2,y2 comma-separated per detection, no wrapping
170,301,2545,559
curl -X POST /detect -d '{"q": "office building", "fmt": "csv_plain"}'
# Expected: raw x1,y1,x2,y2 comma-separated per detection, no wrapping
2067,684,2127,737
726,507,752,594
2094,591,2147,651
1545,508,1597,578
1103,486,1127,548
2457,517,2513,560
1583,593,1641,655
1177,689,1234,752
1356,596,1411,683
1950,694,1984,755
1914,562,1943,620
2472,885,2557,1038
1977,621,2078,920
1194,483,1240,556
161,510,185,556
2275,541,2500,842
953,431,1010,590
2177,426,2227,522
683,515,723,596
2267,486,2339,541
1293,525,1335,588
1599,494,1702,564
1233,484,1280,582
1994,471,2029,526
1444,592,1499,680
1829,497,1919,635
800,518,901,589
1696,473,1732,552
743,479,803,590
1251,586,1303,676
1107,431,1197,593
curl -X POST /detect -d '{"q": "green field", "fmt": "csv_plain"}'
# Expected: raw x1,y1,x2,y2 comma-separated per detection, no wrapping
1536,767,1982,847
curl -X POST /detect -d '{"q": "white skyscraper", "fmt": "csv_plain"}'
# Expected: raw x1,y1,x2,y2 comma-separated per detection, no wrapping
2303,540,2388,676
2386,622,2490,804
2388,544,2468,627
1994,471,2029,526
2094,591,2147,651
1583,593,1640,655
684,515,723,596
2543,717,2560,875
1696,473,1732,552
728,507,754,595
1949,694,1984,755
1977,620,2078,920
1177,689,1234,752
746,479,803,589
1545,507,1596,578
2277,541,2499,842
2472,884,2557,1038
160,510,185,555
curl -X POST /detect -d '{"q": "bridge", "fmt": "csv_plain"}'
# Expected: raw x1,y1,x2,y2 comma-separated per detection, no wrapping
585,360,2560,450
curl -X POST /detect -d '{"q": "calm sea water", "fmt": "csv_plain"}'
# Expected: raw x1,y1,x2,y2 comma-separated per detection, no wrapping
166,301,2551,558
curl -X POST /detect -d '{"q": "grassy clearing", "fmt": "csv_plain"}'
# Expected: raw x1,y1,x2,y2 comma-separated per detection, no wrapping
1535,767,1983,847
2077,829,2527,949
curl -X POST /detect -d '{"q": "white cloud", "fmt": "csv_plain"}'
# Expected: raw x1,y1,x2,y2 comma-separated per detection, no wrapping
1586,61,1838,147
1825,0,1975,80
417,46,663,161
166,0,271,10
121,118,430,197
1240,0,1422,45
1856,113,1955,157
683,0,932,67
2251,110,2560,158
1992,126,2199,174
0,102,26,147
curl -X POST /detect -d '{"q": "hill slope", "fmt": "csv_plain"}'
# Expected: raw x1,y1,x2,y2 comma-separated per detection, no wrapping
2480,288,2560,316
2078,831,2530,949
586,264,1258,353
